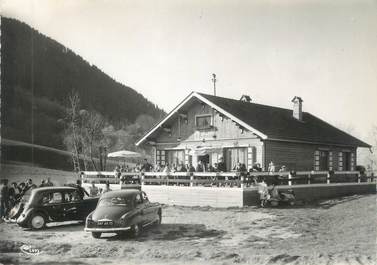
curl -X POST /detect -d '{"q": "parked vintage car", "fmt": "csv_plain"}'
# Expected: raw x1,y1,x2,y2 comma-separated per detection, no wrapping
17,186,99,230
85,189,161,238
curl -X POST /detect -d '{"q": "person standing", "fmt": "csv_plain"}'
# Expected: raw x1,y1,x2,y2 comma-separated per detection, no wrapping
0,180,10,220
89,181,99,197
268,161,276,174
141,159,152,172
102,181,112,194
45,177,54,187
75,179,89,199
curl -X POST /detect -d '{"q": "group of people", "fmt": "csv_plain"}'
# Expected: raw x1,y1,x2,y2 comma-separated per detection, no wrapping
88,181,112,197
0,177,53,221
114,158,268,175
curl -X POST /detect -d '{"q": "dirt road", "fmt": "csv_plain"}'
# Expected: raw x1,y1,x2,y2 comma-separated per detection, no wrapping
0,194,375,265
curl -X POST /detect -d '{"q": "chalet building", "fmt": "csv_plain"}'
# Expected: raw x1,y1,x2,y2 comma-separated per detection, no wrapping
136,92,370,172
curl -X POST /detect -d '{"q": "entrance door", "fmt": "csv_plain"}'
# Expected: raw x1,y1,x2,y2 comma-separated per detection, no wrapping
198,154,210,170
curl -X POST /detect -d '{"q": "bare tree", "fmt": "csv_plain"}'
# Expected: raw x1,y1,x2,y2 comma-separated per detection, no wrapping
63,92,83,172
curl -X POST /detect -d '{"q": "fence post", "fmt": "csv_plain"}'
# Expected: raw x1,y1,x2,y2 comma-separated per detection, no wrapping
240,175,244,188
357,172,361,183
288,172,292,186
307,173,311,185
327,172,331,184
141,172,145,185
190,173,194,187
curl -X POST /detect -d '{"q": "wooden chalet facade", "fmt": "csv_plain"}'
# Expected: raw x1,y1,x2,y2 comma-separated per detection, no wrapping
136,92,370,172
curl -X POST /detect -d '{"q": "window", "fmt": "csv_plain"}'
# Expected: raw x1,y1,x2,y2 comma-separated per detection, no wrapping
98,197,131,207
338,152,352,171
225,147,247,171
319,151,329,171
195,115,212,130
166,150,185,166
135,193,143,205
142,192,149,202
64,191,81,202
42,192,62,204
156,150,166,166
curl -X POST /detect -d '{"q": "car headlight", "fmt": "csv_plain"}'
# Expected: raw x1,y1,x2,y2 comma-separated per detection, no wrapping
86,213,94,224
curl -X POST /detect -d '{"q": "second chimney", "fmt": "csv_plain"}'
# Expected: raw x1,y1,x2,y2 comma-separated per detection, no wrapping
291,96,303,121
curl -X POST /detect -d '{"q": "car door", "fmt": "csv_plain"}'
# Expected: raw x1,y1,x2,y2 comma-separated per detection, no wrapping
40,191,65,221
141,192,155,224
134,192,147,225
62,190,81,221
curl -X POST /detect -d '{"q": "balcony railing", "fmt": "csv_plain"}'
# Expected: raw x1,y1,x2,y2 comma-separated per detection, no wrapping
81,170,377,187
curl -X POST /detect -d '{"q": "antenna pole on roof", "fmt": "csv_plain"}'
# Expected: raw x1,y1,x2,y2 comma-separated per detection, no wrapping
212,73,217,96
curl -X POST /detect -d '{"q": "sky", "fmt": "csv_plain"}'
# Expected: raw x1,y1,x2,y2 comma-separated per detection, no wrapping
2,0,377,143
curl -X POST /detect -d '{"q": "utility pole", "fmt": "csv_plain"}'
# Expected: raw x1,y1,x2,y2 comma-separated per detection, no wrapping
212,73,217,96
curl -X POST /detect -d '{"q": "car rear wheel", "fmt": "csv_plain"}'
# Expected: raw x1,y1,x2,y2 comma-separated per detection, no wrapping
92,232,101,238
131,224,142,237
29,213,46,230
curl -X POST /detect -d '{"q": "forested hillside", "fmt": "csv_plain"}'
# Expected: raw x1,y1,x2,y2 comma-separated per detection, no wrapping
1,16,164,150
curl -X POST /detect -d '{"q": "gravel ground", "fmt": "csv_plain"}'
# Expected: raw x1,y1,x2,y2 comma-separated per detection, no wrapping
0,194,375,265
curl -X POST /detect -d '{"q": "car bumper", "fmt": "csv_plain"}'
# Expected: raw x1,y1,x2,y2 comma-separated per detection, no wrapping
84,226,131,233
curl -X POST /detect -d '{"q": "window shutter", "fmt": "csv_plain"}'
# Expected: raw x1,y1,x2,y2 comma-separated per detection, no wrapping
338,152,343,171
329,151,333,170
247,147,255,170
314,151,320,171
350,152,355,171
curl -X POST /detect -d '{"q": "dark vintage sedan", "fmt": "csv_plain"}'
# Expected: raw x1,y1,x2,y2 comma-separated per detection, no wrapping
17,187,99,230
85,189,161,238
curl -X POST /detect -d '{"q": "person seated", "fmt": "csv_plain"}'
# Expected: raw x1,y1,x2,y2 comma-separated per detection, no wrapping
269,184,281,200
186,163,195,172
217,158,226,172
141,159,152,172
178,163,187,172
252,163,262,172
233,162,246,172
207,163,215,172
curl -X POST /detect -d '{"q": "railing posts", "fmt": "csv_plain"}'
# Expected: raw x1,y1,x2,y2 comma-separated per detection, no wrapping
288,172,292,186
240,175,244,188
141,172,145,185
327,172,331,184
190,173,194,187
357,172,361,183
307,173,311,185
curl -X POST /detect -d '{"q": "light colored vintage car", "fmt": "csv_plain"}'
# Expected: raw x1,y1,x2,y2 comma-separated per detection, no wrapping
85,189,161,238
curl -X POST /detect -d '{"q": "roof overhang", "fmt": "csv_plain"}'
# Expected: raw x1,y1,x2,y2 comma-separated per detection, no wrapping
136,91,268,146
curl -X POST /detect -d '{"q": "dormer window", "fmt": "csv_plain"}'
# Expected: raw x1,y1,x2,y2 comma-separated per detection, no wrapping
195,114,212,130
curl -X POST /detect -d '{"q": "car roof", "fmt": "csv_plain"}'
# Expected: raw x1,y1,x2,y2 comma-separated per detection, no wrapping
100,189,141,199
32,186,77,193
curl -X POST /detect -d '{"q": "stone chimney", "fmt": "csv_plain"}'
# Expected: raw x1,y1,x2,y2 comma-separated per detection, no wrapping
291,96,303,121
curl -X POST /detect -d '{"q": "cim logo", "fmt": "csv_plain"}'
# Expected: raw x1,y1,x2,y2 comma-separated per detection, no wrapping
20,244,41,256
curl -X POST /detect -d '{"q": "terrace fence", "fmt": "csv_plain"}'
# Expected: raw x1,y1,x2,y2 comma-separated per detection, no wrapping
81,170,377,188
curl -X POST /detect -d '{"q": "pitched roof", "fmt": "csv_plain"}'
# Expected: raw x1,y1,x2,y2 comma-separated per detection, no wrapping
136,91,370,148
198,93,370,148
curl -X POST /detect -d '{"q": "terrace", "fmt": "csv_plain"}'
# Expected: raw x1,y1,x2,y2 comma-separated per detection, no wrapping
81,170,376,207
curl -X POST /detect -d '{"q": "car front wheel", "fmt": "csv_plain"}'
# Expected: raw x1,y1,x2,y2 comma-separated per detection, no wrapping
131,224,141,237
92,232,101,238
29,213,46,230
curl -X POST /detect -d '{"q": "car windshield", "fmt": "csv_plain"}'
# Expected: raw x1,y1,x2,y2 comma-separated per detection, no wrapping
98,196,132,207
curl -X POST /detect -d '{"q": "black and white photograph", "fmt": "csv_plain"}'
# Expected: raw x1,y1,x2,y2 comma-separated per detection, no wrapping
0,1,376,265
